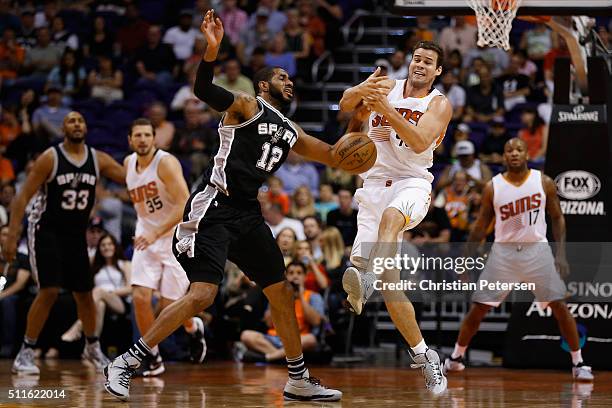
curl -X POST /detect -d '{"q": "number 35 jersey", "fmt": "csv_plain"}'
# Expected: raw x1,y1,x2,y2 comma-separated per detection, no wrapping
126,149,181,238
29,144,98,233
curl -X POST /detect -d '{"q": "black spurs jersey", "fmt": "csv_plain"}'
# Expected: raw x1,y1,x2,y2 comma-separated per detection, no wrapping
202,96,298,205
29,144,98,232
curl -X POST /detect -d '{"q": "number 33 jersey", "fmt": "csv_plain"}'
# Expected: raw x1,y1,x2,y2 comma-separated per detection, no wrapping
29,144,98,232
126,149,180,238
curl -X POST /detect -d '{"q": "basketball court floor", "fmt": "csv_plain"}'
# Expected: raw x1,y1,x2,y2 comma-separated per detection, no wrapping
1,360,610,407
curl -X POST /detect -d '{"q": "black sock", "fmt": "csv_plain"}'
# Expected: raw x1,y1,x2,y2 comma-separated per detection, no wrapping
287,354,306,380
125,338,153,364
23,336,36,349
86,336,99,345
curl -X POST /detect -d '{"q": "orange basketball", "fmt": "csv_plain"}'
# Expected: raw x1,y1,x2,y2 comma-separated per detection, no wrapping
332,132,377,175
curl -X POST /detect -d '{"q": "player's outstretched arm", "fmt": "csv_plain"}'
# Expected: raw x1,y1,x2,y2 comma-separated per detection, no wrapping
193,10,258,124
292,122,337,167
467,181,495,247
4,149,54,261
543,174,569,277
365,93,452,154
339,67,393,112
97,150,126,185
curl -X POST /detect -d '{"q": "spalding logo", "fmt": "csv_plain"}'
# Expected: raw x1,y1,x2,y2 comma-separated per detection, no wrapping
555,170,601,200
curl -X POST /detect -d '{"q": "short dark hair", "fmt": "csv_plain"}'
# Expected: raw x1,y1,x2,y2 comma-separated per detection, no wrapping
129,118,155,136
253,66,277,95
413,41,444,68
286,260,306,274
302,215,322,228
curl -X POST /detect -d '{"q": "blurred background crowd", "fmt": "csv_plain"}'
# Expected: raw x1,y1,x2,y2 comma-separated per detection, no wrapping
0,0,609,364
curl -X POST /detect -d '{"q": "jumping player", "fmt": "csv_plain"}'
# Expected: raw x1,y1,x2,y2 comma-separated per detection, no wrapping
444,138,594,382
125,118,206,376
5,111,126,374
105,11,342,401
339,41,453,394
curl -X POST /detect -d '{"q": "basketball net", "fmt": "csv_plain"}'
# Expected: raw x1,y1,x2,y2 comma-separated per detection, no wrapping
466,0,522,50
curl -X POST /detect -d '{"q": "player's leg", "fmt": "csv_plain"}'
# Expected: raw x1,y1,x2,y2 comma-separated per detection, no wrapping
445,302,493,372
230,220,341,402
159,246,207,364
104,217,228,401
13,228,61,374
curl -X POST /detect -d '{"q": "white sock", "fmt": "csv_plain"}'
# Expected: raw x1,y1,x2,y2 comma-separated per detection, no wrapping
411,339,428,355
571,350,583,366
452,343,467,359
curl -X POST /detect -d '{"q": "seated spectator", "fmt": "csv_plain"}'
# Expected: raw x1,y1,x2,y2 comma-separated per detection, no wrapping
219,0,249,47
463,40,510,78
266,176,290,215
238,261,323,362
445,49,466,83
436,140,492,192
435,70,465,121
520,22,553,63
479,117,510,165
83,16,114,59
0,105,21,148
171,66,207,112
435,122,470,163
465,65,504,122
0,182,15,224
263,202,306,240
0,28,25,84
134,25,178,88
88,55,124,105
326,189,358,245
438,16,477,57
50,15,78,51
514,49,538,81
46,48,86,104
61,234,132,342
387,50,408,80
248,0,288,35
86,216,106,262
315,183,338,223
214,59,255,96
297,0,326,58
320,226,347,280
321,165,357,192
518,107,548,164
22,27,63,81
0,225,32,357
276,151,319,197
463,56,485,87
406,199,451,243
31,87,70,143
292,241,329,291
264,32,296,78
93,182,123,243
303,215,323,260
115,3,150,56
34,1,58,29
497,53,531,112
283,8,312,61
16,8,37,49
435,170,470,242
290,185,316,220
171,101,217,180
276,227,297,265
244,46,268,79
147,101,175,150
237,8,273,66
163,10,203,62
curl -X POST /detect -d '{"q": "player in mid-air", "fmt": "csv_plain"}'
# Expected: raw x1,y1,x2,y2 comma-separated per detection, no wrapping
125,118,206,376
4,111,126,374
339,41,453,394
444,138,594,382
105,11,344,402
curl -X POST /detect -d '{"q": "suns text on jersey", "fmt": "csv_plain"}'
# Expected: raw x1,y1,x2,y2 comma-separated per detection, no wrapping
499,193,542,221
371,108,424,128
129,181,159,203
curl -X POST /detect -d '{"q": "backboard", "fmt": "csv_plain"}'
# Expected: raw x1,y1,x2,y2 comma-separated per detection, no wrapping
392,0,612,16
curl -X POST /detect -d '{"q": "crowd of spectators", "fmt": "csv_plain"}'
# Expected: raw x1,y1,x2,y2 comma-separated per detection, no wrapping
0,0,609,362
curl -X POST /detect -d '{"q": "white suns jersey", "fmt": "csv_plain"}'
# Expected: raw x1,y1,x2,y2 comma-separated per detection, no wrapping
362,80,445,182
492,169,548,243
126,150,181,238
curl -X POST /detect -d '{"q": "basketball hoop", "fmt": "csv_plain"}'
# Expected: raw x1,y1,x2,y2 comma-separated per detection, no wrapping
466,0,522,50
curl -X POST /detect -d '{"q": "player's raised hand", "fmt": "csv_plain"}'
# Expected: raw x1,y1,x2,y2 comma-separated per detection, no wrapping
200,10,224,49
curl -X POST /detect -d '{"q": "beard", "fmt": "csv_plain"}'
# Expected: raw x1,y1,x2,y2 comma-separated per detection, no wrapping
269,84,292,109
135,145,154,156
66,132,85,144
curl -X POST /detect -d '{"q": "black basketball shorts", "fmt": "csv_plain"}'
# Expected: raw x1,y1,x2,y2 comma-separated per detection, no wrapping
27,224,93,292
172,185,286,289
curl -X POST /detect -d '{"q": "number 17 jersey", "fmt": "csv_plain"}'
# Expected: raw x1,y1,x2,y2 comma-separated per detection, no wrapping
126,150,181,238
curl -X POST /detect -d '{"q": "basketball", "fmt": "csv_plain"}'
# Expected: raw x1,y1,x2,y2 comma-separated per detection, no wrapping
332,132,377,174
